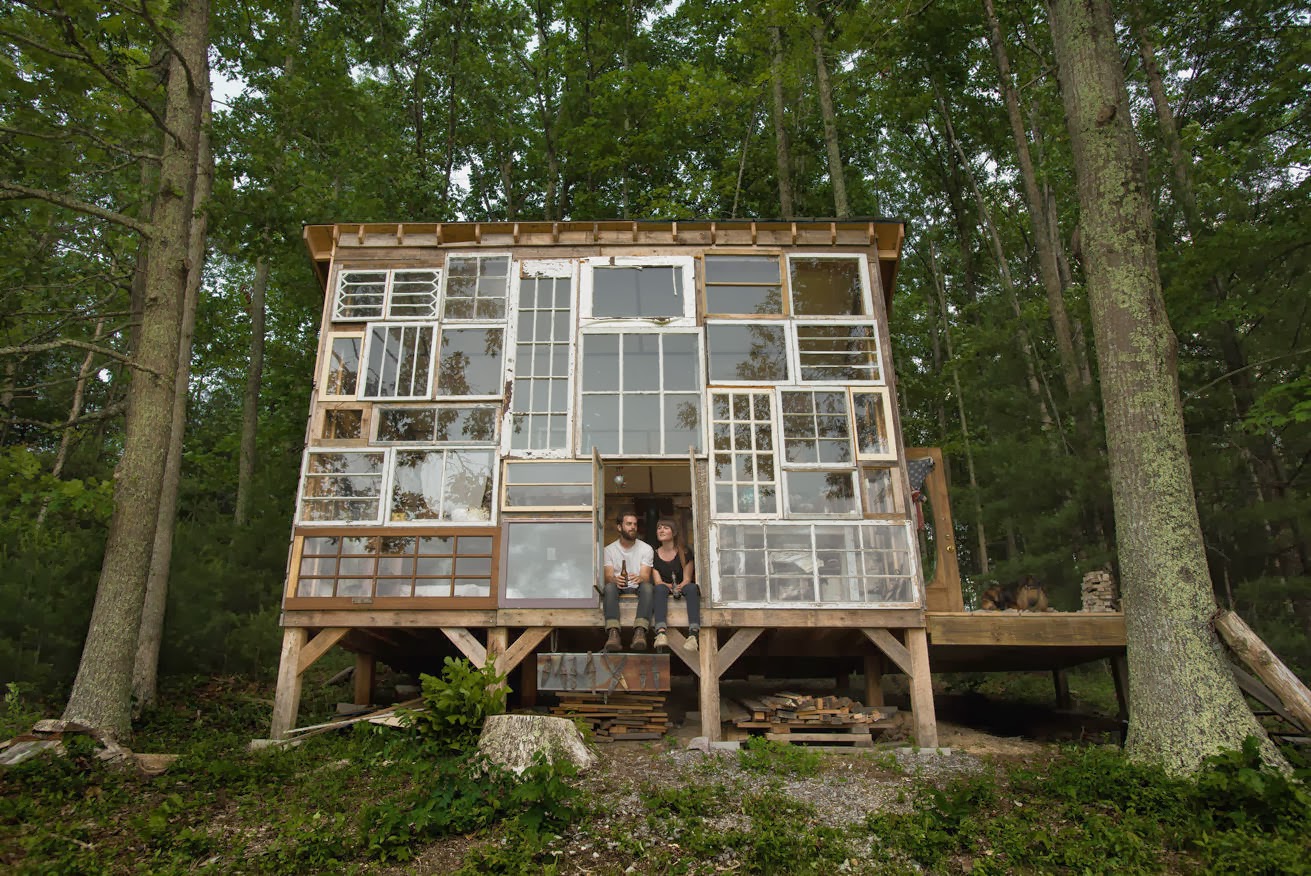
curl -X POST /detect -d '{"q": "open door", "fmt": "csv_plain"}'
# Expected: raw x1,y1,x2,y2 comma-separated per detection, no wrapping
593,446,606,589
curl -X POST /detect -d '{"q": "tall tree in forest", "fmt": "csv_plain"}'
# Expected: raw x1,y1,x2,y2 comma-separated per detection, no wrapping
769,25,795,218
1048,0,1281,772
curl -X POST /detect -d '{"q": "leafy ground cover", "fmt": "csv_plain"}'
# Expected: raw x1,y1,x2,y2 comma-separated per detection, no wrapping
1,670,1308,874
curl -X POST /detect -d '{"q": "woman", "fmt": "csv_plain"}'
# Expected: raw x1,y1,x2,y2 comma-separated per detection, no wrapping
650,517,701,652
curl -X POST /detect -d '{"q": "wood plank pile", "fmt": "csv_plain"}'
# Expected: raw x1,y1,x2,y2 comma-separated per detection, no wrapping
550,692,669,742
733,691,898,748
1081,570,1119,612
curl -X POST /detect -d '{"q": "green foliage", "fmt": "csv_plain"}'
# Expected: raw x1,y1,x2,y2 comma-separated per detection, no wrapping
737,736,824,777
0,682,42,739
404,657,508,752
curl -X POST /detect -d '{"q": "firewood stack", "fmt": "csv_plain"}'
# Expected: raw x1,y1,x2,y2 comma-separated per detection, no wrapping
733,691,898,747
550,692,669,742
1081,570,1119,612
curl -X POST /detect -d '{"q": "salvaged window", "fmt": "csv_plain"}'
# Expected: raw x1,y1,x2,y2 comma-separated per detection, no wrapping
787,256,869,316
579,330,702,455
436,327,504,397
333,269,440,321
710,391,777,517
794,323,881,382
781,470,860,517
779,389,852,465
502,461,592,510
712,522,917,606
387,270,441,319
444,255,510,320
299,450,384,523
501,520,595,605
374,404,498,444
581,257,695,322
362,323,434,399
703,254,784,316
333,270,387,320
861,465,903,517
510,275,573,452
294,531,496,600
852,390,896,460
388,448,495,523
319,407,364,441
321,334,362,399
705,322,789,383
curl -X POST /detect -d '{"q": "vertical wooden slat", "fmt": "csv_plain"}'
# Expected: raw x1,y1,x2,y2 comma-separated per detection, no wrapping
353,653,376,706
864,654,884,707
1053,669,1071,710
270,628,309,739
906,627,939,748
699,628,721,740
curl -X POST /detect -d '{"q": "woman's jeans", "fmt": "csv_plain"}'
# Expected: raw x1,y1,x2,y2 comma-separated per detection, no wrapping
653,582,701,632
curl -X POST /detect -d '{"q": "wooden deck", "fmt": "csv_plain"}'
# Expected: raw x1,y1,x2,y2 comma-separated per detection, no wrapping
926,610,1126,672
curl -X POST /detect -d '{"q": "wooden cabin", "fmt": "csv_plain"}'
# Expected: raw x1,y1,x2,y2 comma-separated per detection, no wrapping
271,220,1127,743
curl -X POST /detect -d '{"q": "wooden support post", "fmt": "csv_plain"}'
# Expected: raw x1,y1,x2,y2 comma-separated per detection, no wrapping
485,627,509,669
1215,609,1311,731
1110,654,1129,720
270,628,308,739
664,629,701,676
440,627,487,666
905,628,939,748
520,659,538,707
862,628,912,675
699,628,721,741
715,628,763,674
297,627,349,675
1052,669,1071,710
493,627,551,676
864,654,885,707
353,653,375,707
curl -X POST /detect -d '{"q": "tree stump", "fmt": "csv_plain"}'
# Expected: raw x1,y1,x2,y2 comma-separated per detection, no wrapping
477,714,595,775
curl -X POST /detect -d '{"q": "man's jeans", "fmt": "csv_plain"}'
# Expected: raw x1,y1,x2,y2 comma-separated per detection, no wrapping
653,582,702,632
602,581,653,630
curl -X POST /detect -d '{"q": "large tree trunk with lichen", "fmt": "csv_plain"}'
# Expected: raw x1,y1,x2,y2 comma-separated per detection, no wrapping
1049,0,1282,774
61,0,210,739
809,23,848,217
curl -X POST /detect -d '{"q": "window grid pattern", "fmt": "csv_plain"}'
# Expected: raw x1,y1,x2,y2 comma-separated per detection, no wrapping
579,331,702,456
502,461,592,509
710,391,777,517
334,270,387,320
444,255,509,320
511,276,572,451
300,451,384,522
387,270,440,319
363,323,434,399
295,532,495,600
779,389,853,466
795,323,881,382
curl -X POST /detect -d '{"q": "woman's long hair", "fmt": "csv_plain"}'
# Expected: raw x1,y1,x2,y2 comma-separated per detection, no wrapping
656,517,691,567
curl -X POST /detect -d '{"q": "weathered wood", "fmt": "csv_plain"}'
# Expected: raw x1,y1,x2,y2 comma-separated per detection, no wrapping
352,653,375,707
1232,666,1305,731
864,654,884,707
863,628,912,675
927,612,1126,647
1215,610,1311,732
271,628,308,739
906,447,962,611
663,629,701,676
297,627,349,675
699,629,721,741
906,627,939,748
485,627,509,668
715,628,763,678
494,627,551,676
536,653,671,692
282,607,926,629
1053,669,1071,710
440,627,487,666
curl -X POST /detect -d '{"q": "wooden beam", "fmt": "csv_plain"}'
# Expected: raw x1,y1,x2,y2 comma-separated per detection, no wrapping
486,627,509,668
440,627,486,666
699,629,721,740
863,628,913,675
663,629,700,676
271,628,308,739
715,628,763,678
1215,609,1311,731
927,612,1126,646
906,627,939,748
281,606,925,629
297,627,349,675
1053,669,1071,710
494,627,552,676
864,654,884,707
353,653,375,706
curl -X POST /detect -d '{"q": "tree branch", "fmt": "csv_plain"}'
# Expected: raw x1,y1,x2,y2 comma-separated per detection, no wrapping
0,182,153,236
0,339,159,377
0,401,126,431
0,124,162,163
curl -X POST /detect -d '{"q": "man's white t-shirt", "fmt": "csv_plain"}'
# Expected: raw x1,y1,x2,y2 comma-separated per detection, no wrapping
604,539,654,589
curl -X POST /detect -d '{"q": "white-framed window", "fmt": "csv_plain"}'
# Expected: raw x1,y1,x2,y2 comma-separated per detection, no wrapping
332,269,440,321
373,404,499,444
386,448,496,523
578,328,703,456
508,273,574,453
320,333,364,399
704,321,790,384
501,460,593,510
580,256,696,324
297,449,386,523
443,254,511,320
709,390,778,517
852,389,897,460
791,322,882,383
785,254,872,317
361,322,435,400
703,253,785,317
711,521,919,607
778,388,853,467
781,470,860,518
435,326,505,398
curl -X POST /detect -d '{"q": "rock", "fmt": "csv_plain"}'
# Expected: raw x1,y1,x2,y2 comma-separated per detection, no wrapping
134,753,179,777
477,714,596,774
0,739,62,767
687,736,710,752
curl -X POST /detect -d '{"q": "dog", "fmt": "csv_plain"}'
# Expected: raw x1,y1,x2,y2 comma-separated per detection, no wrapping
979,585,1015,611
1014,575,1050,611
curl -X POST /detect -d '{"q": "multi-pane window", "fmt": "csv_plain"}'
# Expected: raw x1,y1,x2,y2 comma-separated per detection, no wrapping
779,389,852,465
321,334,362,399
710,391,777,516
295,532,495,600
510,276,572,452
444,255,510,320
436,327,504,397
502,461,592,510
362,323,434,399
333,269,440,321
334,270,387,320
387,270,441,319
299,451,385,522
787,256,869,316
579,330,702,455
374,405,498,444
713,522,917,605
705,323,789,383
794,323,881,382
703,254,783,316
581,257,695,323
388,448,495,523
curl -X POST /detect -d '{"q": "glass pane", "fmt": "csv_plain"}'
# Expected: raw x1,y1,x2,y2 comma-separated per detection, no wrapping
299,555,337,576
455,556,492,575
459,536,494,553
326,337,360,396
297,579,335,597
375,579,413,597
622,335,660,391
441,450,495,522
582,335,620,391
307,452,383,478
378,557,415,576
591,266,684,317
417,556,454,575
624,397,660,454
389,270,439,318
665,394,701,453
797,324,880,382
336,271,386,319
785,471,859,516
505,462,591,484
705,284,783,316
321,409,363,440
376,407,435,442
705,254,781,284
662,334,699,391
438,328,503,396
580,394,620,454
336,578,371,597
706,324,787,382
504,521,595,600
853,392,891,456
414,579,451,596
302,536,339,554
433,405,498,443
418,536,455,554
389,450,445,520
505,484,592,507
454,580,492,597
789,257,866,316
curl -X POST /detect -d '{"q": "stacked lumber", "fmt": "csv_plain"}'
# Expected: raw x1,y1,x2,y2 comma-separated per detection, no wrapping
733,691,897,748
550,692,669,742
1081,570,1119,612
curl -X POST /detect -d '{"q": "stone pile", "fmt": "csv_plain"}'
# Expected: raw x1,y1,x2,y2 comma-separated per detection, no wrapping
1081,570,1119,612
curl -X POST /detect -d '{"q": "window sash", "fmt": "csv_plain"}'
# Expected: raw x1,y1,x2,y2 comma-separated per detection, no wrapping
792,322,883,384
435,326,505,399
579,256,696,324
292,529,496,602
704,321,790,385
702,253,786,317
298,450,385,524
443,254,510,321
778,387,854,468
386,447,497,524
709,390,779,519
501,461,593,510
321,334,363,399
508,274,574,454
333,269,441,321
361,323,435,400
784,253,873,318
373,404,499,444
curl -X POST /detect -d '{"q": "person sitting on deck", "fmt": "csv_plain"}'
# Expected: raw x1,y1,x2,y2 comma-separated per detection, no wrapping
650,517,701,653
601,509,654,652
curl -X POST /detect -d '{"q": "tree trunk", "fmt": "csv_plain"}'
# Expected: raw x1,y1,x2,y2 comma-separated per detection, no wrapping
769,26,794,219
133,90,213,711
809,24,848,217
0,358,15,444
1048,0,1282,773
234,256,268,526
50,317,106,481
61,0,209,739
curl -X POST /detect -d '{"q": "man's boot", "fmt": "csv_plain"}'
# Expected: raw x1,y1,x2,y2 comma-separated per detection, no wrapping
604,628,622,653
630,627,648,651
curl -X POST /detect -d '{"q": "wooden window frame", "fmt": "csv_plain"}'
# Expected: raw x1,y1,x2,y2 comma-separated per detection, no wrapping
313,403,370,446
777,386,856,471
500,460,593,512
860,464,907,519
320,332,365,400
851,388,898,461
781,469,862,519
700,250,789,320
784,253,874,319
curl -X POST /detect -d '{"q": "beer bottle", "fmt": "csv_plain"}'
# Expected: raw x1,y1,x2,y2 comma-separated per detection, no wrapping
619,559,629,588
